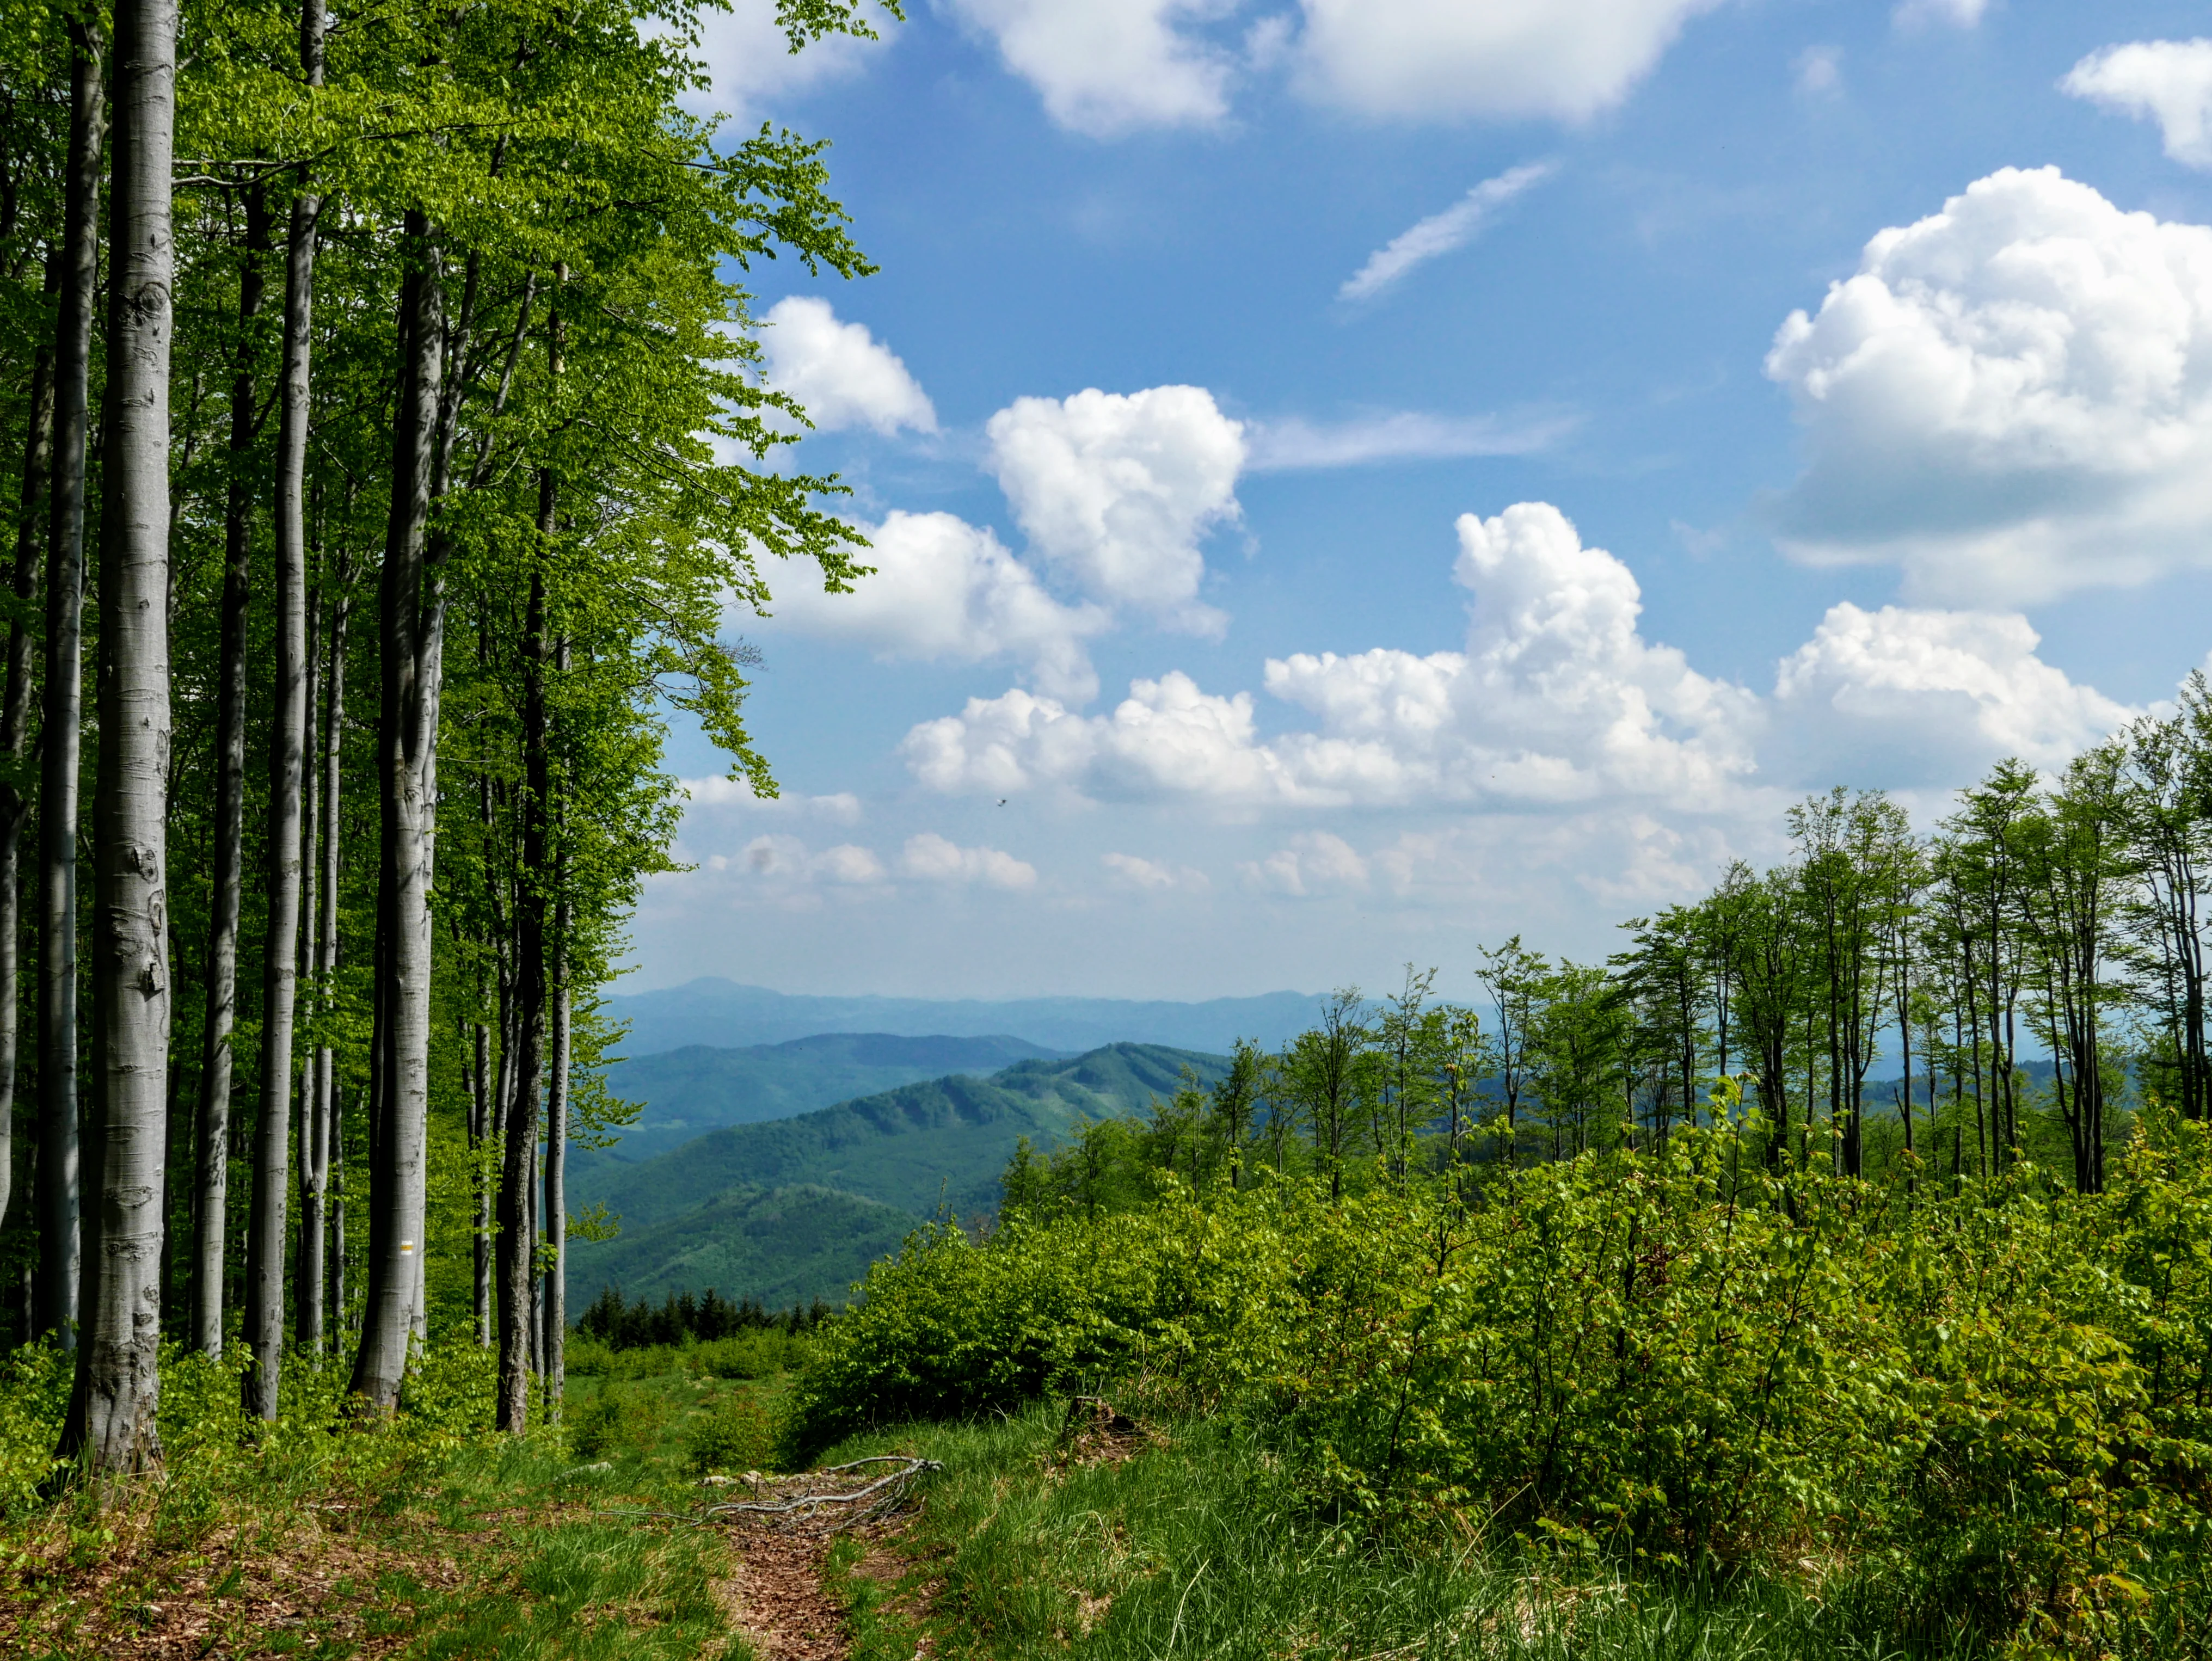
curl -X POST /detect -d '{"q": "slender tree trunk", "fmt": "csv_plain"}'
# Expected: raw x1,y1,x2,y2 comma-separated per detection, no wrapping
0,257,57,1238
542,852,569,1418
59,0,176,1474
244,31,322,1405
316,579,347,1331
35,19,103,1350
295,586,322,1351
471,1014,489,1345
349,213,441,1412
497,299,561,1432
191,186,269,1358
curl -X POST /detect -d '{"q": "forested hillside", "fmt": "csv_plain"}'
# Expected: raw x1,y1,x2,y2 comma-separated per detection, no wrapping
607,977,1328,1055
600,1031,1065,1159
569,1041,1231,1303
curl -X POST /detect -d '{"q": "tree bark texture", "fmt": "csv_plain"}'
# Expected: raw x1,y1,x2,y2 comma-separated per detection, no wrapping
59,0,176,1475
496,304,560,1432
35,20,103,1350
542,877,569,1418
294,586,322,1350
317,581,348,1335
0,256,57,1236
244,56,320,1406
349,213,441,1411
191,185,269,1359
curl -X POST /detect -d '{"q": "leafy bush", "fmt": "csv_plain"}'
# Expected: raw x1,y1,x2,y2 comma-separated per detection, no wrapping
570,1382,672,1461
683,1391,775,1476
562,1330,807,1383
789,1116,2212,1652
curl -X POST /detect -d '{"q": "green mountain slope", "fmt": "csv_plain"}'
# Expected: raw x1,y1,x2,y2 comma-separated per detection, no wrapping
604,1032,1065,1159
568,1042,1228,1306
606,977,1325,1056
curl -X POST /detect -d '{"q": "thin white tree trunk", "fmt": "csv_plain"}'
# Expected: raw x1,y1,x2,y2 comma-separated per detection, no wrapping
60,0,176,1475
35,18,103,1350
0,258,57,1237
244,137,318,1412
349,212,441,1412
193,186,269,1360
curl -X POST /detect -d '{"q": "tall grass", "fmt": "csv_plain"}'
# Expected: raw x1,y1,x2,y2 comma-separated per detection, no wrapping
825,1402,2095,1661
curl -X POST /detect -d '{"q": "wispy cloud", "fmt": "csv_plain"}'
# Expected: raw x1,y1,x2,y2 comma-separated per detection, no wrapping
1245,408,1575,471
1338,161,1559,304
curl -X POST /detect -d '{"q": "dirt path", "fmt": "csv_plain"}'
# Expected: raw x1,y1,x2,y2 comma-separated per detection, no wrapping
717,1529,854,1661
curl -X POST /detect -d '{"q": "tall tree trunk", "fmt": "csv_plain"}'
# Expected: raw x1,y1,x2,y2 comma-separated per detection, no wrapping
0,256,57,1239
36,22,104,1350
59,0,176,1475
192,185,270,1359
316,578,347,1334
294,585,322,1350
497,296,561,1432
349,213,441,1412
471,1012,489,1345
542,838,569,1418
244,7,322,1402
287,1,330,1359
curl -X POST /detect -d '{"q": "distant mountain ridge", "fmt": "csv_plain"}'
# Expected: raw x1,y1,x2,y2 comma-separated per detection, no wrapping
604,979,1325,1058
603,1031,1066,1160
569,1041,1231,1307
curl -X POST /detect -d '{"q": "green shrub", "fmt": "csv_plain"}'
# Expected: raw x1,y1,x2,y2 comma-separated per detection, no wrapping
569,1383,673,1462
692,1330,807,1380
789,1117,2212,1651
683,1391,774,1476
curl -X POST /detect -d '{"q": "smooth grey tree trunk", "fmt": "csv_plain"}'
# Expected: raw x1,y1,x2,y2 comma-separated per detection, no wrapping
349,213,441,1412
471,1013,489,1345
0,257,58,1238
59,0,176,1476
192,186,270,1359
295,586,322,1350
497,313,561,1432
288,0,329,1360
542,866,569,1418
316,582,348,1334
244,4,321,1404
35,21,103,1350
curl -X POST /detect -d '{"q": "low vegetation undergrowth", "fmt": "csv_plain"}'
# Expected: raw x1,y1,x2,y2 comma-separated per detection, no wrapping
0,1338,796,1659
822,1402,1990,1661
792,1112,2212,1657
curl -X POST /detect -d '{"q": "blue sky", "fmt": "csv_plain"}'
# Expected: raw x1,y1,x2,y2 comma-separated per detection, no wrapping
630,0,2212,1004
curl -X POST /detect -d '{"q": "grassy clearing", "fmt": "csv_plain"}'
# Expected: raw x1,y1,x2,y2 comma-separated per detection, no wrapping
0,1344,803,1661
821,1401,2019,1661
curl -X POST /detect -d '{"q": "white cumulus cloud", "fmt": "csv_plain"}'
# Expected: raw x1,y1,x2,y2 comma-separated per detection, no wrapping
724,834,887,885
1240,833,1369,896
1772,604,2134,783
1765,166,2212,603
942,0,1237,136
985,386,1245,632
1293,0,1724,123
681,0,889,120
2063,40,2212,169
1244,408,1572,470
766,509,1108,702
898,832,1039,889
1894,0,1987,29
761,297,936,435
681,777,864,822
902,502,1759,809
1338,162,1558,302
1102,852,1210,891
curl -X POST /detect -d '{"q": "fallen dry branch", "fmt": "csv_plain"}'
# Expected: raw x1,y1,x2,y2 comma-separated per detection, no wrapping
705,1456,942,1535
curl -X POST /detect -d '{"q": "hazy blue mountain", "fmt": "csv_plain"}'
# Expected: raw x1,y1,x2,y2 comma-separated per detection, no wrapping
603,1031,1065,1160
604,978,1324,1059
568,1041,1229,1307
